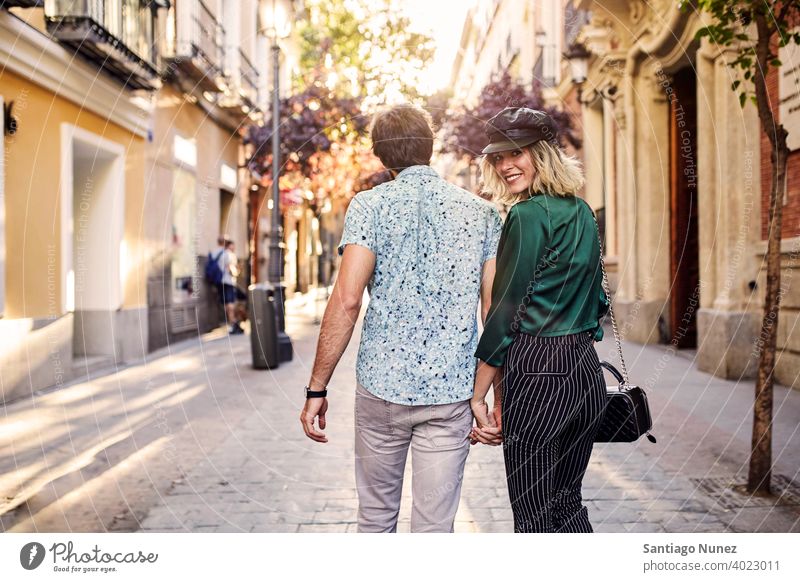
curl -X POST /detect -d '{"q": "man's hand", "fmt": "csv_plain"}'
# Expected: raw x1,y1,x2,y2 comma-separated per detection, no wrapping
300,397,329,443
470,398,502,446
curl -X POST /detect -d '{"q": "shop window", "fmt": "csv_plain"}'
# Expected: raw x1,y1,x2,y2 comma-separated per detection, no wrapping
171,167,197,303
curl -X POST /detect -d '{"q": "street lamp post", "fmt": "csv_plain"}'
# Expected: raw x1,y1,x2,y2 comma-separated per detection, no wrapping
260,0,293,362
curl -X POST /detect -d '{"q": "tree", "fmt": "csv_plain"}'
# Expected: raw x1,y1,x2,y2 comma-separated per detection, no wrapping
441,72,581,161
680,0,800,495
296,0,435,106
244,83,367,180
246,0,435,191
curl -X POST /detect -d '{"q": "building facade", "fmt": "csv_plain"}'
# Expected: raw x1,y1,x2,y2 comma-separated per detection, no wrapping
145,0,265,350
573,0,800,388
447,0,800,389
0,2,159,403
0,0,298,402
447,0,593,190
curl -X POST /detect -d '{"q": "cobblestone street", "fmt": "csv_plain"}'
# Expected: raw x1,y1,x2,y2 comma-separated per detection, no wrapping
2,294,799,533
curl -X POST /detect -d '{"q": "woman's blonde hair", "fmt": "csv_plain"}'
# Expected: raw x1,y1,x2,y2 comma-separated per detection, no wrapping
479,140,585,205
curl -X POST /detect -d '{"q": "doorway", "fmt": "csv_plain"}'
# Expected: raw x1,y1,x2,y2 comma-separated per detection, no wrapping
668,68,700,348
60,124,125,362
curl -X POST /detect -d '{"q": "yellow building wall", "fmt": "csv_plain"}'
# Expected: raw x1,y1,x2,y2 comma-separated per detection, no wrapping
2,69,146,319
147,86,242,253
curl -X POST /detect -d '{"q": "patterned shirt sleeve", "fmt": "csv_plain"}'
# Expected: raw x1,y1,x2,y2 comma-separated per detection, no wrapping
338,194,377,255
483,206,503,262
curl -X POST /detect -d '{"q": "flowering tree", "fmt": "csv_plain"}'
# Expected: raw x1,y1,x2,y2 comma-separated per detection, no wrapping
245,0,435,197
244,82,367,181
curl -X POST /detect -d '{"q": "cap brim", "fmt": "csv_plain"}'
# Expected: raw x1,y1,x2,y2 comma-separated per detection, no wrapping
481,137,539,155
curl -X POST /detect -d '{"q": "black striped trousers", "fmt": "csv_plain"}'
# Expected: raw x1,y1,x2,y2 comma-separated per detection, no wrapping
501,331,606,533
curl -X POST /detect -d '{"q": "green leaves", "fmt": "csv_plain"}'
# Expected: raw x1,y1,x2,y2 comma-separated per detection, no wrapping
689,0,800,112
689,1,800,115
295,0,434,102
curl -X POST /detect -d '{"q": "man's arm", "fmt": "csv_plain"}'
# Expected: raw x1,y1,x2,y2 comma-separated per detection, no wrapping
471,257,502,445
300,244,376,443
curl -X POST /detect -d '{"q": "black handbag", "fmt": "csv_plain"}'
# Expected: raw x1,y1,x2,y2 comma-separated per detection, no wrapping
595,361,656,443
590,209,656,444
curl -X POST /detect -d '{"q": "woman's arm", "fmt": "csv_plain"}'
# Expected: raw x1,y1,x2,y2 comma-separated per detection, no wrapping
480,258,496,325
472,360,496,404
470,360,502,445
492,366,503,423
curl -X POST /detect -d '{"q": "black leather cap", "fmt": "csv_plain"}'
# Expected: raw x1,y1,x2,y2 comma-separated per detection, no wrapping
482,107,559,154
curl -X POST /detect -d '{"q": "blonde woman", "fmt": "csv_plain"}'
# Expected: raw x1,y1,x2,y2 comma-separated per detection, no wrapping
470,107,609,533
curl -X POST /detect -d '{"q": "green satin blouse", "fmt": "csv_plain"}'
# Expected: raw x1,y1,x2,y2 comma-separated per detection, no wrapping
475,193,609,367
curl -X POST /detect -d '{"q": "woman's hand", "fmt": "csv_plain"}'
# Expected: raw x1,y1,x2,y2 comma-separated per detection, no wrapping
470,397,503,446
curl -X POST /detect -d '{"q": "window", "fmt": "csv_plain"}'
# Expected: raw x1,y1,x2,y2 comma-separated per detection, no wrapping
171,168,197,303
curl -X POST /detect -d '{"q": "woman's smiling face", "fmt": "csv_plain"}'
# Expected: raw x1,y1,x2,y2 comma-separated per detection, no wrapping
489,148,536,195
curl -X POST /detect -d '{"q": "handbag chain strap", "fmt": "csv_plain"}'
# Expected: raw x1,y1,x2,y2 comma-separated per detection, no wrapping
590,208,630,385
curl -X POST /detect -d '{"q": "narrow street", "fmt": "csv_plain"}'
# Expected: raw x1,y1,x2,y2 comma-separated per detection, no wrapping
2,293,799,533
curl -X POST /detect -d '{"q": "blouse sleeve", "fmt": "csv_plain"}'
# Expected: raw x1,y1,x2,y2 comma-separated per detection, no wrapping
593,287,610,341
589,203,609,342
475,205,549,366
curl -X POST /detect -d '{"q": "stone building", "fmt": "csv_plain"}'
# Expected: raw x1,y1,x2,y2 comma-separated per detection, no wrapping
573,0,800,387
446,0,800,389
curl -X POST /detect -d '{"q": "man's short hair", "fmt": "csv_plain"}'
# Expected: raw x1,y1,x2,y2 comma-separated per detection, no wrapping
370,105,434,173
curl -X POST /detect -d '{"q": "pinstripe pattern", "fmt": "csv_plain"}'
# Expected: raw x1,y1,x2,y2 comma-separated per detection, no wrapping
502,331,606,533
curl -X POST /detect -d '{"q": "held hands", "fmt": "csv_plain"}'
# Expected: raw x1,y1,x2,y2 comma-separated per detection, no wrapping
470,397,503,446
300,397,329,443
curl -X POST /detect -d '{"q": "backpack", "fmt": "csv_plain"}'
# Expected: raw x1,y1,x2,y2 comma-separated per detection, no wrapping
205,250,225,285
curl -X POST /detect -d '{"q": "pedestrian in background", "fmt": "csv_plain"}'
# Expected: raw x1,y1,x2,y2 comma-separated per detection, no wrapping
221,239,243,335
301,104,502,533
471,107,609,533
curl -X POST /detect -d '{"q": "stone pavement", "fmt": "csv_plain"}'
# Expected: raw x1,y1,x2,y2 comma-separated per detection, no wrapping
2,292,799,533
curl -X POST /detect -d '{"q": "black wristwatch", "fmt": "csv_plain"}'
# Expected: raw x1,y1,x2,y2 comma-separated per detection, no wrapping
305,385,328,399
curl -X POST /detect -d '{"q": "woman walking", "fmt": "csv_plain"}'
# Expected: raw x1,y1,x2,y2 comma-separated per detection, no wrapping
471,107,609,533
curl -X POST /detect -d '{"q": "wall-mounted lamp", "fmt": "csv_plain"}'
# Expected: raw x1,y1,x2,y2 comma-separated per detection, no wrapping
3,101,17,136
565,42,590,85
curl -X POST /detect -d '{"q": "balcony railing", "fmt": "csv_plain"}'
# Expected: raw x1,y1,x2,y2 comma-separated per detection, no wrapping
2,1,45,7
165,0,226,92
238,48,259,104
44,0,160,90
191,0,225,76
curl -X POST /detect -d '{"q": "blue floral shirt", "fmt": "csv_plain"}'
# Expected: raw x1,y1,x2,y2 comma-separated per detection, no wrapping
338,165,502,405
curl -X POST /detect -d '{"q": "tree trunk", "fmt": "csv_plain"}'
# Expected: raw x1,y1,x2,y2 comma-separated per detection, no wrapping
747,13,790,495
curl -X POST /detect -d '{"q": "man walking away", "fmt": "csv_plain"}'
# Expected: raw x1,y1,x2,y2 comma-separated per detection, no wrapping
300,104,503,533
